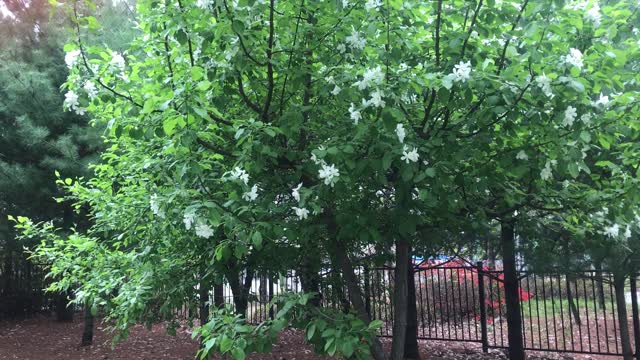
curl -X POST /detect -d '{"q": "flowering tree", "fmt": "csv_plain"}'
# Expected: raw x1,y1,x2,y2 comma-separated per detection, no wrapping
16,0,640,359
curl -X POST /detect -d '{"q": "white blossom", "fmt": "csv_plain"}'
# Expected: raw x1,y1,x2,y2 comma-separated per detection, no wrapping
83,80,97,99
365,0,382,11
564,48,583,69
584,3,601,28
64,91,79,109
183,211,196,230
470,30,479,39
535,73,553,97
594,93,609,108
196,0,211,8
292,182,303,202
354,66,384,90
580,113,593,125
195,222,214,239
540,161,553,181
292,207,310,220
367,89,385,108
563,106,577,127
516,150,529,161
396,123,406,143
345,29,366,50
348,103,361,124
604,223,620,238
318,164,340,187
401,145,419,163
331,85,341,95
452,61,472,83
65,49,81,69
624,225,632,239
242,184,259,202
150,194,165,218
227,167,249,184
110,51,126,71
337,43,346,53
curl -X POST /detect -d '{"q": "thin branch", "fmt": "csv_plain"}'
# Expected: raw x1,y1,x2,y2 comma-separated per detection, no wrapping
261,0,276,121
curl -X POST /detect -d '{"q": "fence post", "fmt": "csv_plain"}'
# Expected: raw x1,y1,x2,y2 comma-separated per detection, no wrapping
477,261,489,353
268,277,274,320
364,266,371,318
631,274,640,360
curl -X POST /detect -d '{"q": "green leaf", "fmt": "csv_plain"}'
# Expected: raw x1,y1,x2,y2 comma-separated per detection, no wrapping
306,323,316,340
220,336,233,352
231,348,245,360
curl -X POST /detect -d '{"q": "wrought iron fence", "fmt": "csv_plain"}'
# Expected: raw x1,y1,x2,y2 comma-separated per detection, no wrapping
205,261,640,358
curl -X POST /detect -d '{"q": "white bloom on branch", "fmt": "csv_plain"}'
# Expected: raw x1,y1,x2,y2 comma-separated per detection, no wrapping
594,93,609,108
563,106,577,127
83,81,97,99
584,3,601,28
337,43,346,53
318,164,340,187
604,223,620,238
396,123,406,143
348,103,361,124
149,194,165,218
331,85,341,96
564,48,583,69
292,207,309,220
452,61,472,83
196,0,211,8
354,66,384,90
345,29,366,51
516,150,529,161
110,51,126,71
535,73,553,98
624,225,632,239
227,167,249,185
183,211,196,230
195,222,214,239
242,184,259,202
64,91,79,109
540,161,553,181
292,182,303,202
401,145,419,163
65,49,81,69
365,0,382,11
580,113,593,125
368,89,385,108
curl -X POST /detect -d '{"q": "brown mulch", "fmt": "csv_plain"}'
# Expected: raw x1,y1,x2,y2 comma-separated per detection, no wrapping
0,315,623,359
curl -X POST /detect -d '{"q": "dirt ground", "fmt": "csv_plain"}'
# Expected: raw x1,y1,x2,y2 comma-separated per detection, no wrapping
0,315,623,359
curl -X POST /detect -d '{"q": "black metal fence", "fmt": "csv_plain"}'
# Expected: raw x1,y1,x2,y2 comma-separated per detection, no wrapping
207,261,640,358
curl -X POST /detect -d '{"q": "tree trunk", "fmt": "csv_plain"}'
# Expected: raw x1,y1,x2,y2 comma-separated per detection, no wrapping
55,290,73,322
227,269,254,317
80,303,94,346
199,279,210,325
594,261,606,310
565,275,582,325
614,272,633,360
213,282,224,308
326,210,387,360
404,255,420,359
300,257,322,307
391,239,409,360
500,220,525,360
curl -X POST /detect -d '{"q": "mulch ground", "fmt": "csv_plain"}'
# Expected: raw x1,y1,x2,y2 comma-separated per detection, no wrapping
0,315,622,359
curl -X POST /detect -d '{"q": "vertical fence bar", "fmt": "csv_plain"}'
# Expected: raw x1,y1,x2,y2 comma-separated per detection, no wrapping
477,262,489,353
630,275,640,360
364,266,371,318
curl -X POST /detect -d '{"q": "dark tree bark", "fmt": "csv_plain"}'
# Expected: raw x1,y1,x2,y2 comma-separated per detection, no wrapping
565,275,582,326
213,282,224,308
80,303,94,346
594,261,606,310
326,210,387,360
227,269,254,317
391,239,409,360
404,255,420,359
300,256,322,307
199,279,210,325
55,290,73,322
614,272,633,360
500,220,525,360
